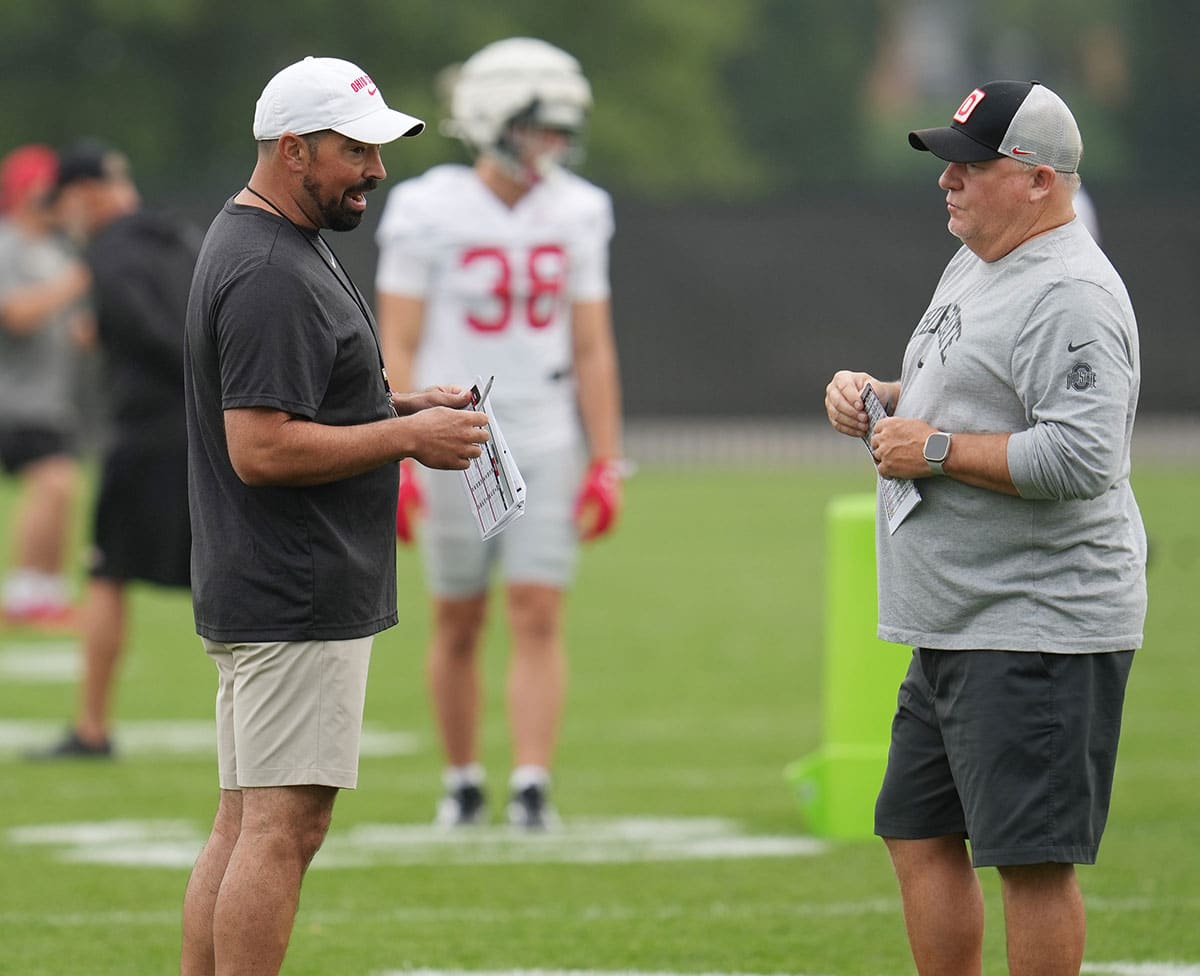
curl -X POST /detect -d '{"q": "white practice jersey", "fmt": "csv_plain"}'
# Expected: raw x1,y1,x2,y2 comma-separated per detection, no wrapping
375,163,614,457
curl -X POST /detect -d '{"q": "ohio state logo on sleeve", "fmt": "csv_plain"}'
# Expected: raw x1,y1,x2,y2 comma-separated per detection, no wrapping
1067,362,1097,391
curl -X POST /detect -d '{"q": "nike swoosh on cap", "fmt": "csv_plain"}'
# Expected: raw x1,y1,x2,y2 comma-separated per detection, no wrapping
1067,339,1098,352
1009,147,1036,156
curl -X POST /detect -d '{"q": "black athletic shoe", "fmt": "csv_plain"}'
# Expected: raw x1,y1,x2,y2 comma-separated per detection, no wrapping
506,783,561,831
435,782,488,827
26,729,114,760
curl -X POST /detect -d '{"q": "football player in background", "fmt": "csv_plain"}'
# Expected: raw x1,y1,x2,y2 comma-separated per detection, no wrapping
375,37,624,830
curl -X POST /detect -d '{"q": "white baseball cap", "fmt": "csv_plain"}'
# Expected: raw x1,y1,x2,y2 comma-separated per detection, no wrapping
253,56,425,144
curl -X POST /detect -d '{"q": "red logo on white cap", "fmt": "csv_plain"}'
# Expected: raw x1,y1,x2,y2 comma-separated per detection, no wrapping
953,89,986,124
350,75,377,96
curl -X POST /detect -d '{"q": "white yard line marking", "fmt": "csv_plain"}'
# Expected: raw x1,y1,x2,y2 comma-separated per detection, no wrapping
0,719,416,757
321,818,825,867
8,816,825,869
0,642,79,681
0,901,889,929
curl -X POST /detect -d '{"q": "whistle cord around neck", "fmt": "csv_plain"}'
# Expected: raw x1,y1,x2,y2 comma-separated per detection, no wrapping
243,184,393,399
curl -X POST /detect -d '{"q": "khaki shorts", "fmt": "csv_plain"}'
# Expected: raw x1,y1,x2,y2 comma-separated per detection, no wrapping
202,637,374,790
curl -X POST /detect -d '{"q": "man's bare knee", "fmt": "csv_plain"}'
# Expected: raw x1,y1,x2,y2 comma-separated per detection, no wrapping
434,596,487,659
997,861,1077,893
240,785,337,866
506,584,562,647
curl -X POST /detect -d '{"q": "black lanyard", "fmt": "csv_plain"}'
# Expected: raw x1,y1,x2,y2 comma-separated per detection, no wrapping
243,184,395,404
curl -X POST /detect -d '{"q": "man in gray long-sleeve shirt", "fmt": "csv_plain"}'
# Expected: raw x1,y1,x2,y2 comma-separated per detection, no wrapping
825,80,1145,976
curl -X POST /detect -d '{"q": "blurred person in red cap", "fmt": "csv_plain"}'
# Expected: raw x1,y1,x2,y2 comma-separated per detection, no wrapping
26,140,197,760
374,38,624,831
0,144,93,626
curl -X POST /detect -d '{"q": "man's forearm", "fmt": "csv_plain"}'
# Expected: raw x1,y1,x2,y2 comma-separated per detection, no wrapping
941,431,1018,495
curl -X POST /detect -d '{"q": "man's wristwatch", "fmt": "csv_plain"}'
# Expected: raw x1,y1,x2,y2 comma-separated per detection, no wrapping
923,431,952,475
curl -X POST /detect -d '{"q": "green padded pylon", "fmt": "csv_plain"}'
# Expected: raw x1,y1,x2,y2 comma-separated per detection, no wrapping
786,493,911,839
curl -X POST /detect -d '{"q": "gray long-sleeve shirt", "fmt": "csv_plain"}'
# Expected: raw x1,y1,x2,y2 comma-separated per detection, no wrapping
0,222,81,430
878,219,1146,653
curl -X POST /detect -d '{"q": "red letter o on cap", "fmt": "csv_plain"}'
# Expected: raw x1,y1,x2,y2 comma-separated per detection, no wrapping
954,89,986,123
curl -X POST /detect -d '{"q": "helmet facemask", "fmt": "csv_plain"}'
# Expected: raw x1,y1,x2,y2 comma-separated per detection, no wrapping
492,100,587,185
444,38,593,186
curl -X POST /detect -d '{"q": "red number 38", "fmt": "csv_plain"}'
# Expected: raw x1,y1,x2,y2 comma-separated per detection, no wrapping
460,244,567,333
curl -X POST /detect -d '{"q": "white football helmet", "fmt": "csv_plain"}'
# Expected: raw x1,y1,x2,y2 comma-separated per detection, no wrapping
446,37,592,178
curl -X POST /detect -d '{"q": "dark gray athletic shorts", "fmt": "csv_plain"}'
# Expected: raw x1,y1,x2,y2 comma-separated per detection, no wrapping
0,426,76,474
88,440,190,587
874,647,1134,867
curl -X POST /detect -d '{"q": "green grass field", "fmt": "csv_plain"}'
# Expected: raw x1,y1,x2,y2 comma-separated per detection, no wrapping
1,463,1197,975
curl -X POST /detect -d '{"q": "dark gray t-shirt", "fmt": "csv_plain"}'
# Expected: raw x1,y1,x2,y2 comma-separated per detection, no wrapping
184,199,399,641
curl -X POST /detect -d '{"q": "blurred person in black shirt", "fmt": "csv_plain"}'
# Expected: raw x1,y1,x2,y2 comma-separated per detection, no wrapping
30,140,197,758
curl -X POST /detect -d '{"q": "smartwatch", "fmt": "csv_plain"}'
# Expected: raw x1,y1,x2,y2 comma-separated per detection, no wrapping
923,431,952,475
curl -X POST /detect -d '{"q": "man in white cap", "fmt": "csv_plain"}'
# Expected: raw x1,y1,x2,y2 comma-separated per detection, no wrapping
180,57,491,976
824,81,1144,974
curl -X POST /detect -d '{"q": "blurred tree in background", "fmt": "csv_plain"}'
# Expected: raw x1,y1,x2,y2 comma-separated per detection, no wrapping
0,0,1195,202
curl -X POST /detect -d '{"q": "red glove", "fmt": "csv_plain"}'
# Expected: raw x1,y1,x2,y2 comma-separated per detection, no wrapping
395,458,424,544
574,459,622,541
